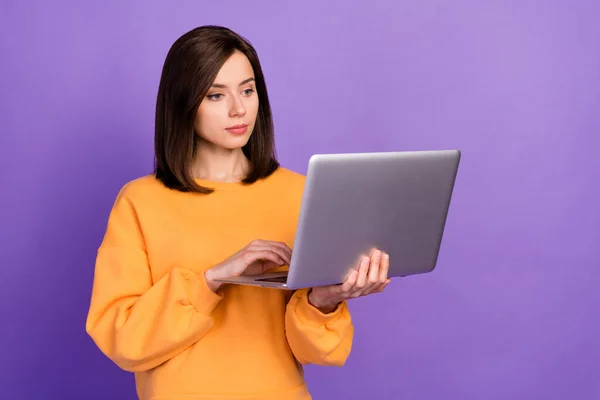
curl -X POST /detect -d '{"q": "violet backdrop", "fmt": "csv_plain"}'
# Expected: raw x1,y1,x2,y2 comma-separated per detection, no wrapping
1,0,599,399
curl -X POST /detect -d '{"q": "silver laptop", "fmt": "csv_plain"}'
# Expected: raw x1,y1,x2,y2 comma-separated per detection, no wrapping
214,149,461,290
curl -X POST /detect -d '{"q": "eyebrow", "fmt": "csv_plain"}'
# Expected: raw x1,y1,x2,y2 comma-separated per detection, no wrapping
211,77,255,89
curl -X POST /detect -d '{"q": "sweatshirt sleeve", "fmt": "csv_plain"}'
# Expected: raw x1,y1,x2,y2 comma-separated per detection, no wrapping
85,185,223,372
284,288,354,366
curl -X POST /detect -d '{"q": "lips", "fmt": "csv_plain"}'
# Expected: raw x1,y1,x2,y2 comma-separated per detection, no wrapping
225,124,248,135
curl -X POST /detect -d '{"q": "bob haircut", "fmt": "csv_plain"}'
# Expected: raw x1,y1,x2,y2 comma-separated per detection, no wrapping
154,25,279,193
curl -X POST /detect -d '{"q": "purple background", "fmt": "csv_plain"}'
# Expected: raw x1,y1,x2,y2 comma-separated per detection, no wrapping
1,1,599,399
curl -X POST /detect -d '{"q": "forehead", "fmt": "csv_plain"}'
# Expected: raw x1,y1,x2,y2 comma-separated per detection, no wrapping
213,51,255,83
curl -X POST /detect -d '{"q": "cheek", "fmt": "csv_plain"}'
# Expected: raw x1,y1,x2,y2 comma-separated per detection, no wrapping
247,97,260,118
196,106,224,136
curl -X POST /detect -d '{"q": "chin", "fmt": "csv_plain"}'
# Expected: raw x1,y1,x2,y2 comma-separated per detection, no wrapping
222,135,251,150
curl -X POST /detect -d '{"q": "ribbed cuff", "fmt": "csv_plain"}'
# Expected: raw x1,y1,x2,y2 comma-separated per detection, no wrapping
188,270,224,315
293,289,346,326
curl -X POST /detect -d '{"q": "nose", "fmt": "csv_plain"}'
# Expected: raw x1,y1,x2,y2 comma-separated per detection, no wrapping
228,94,247,118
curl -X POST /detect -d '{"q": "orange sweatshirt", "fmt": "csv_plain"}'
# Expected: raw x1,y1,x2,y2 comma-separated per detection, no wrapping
85,167,354,400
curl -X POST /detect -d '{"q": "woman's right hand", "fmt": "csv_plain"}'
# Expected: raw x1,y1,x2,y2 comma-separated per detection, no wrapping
204,239,292,293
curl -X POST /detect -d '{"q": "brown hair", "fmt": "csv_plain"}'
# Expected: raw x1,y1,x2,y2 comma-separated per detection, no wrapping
153,25,279,193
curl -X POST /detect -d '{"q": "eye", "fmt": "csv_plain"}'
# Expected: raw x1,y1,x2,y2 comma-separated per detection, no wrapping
242,88,255,96
206,93,223,100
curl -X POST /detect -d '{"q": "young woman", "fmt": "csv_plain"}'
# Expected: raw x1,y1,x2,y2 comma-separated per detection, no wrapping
86,25,391,400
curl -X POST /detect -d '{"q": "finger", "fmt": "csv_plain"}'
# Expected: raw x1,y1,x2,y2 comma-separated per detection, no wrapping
247,245,291,264
351,256,370,295
379,252,390,283
340,269,358,293
371,278,392,293
367,250,382,286
257,242,292,263
254,240,292,255
375,278,392,292
243,250,286,267
270,241,293,260
359,250,382,295
251,241,292,260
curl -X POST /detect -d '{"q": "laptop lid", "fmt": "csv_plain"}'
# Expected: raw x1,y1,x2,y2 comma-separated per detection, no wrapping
285,150,461,289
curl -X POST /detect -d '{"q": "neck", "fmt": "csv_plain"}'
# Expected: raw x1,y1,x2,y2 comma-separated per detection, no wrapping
191,140,249,183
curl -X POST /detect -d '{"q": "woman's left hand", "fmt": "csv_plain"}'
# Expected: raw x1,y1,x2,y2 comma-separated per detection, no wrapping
308,249,391,313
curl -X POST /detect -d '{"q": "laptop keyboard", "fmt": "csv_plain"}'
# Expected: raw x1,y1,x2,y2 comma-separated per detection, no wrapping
255,276,288,283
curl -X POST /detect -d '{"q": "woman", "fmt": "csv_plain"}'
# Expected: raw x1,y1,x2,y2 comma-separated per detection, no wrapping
86,25,391,400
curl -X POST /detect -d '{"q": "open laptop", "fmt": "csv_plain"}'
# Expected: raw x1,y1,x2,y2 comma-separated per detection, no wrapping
213,149,461,290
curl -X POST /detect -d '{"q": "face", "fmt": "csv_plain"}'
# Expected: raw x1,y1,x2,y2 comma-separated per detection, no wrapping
194,51,259,150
